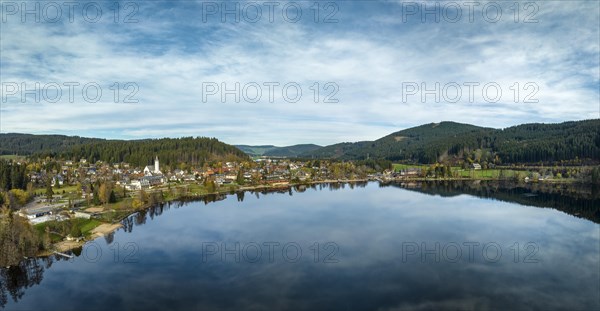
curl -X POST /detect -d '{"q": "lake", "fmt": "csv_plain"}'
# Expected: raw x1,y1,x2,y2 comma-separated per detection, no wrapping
2,182,599,310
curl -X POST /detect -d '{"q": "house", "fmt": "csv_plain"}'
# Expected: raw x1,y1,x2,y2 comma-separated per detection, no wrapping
19,206,55,220
173,169,185,177
127,179,150,190
471,163,482,170
142,175,165,187
225,174,237,181
29,173,42,183
183,175,196,182
202,170,215,178
51,175,64,187
400,168,421,176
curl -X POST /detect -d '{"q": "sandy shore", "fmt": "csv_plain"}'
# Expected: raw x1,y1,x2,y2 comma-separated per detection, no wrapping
91,223,123,238
54,240,85,252
85,207,105,213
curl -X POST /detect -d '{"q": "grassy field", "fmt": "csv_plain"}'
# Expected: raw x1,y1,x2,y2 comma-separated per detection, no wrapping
393,164,428,171
393,163,527,179
0,155,26,161
78,219,102,234
34,218,102,240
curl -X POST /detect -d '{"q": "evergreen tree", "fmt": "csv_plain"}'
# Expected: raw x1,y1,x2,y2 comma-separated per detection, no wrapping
236,169,245,185
109,190,117,203
45,178,54,201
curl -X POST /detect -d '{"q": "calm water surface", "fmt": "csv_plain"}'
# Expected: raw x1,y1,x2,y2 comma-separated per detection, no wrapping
2,182,599,310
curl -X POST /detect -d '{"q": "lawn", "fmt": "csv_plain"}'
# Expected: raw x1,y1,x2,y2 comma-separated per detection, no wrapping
78,219,102,234
34,218,103,239
392,163,524,179
455,168,519,179
0,155,26,161
392,163,427,172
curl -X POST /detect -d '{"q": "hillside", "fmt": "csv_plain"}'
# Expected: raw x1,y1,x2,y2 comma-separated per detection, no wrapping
300,119,600,164
235,144,322,157
0,134,249,167
0,133,102,155
61,137,249,167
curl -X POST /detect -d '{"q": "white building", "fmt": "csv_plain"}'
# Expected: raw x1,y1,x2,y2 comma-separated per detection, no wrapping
144,156,162,176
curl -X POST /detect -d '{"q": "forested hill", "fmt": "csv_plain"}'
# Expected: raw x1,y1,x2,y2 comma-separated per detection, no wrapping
60,137,249,167
300,119,600,164
0,133,102,155
0,134,249,167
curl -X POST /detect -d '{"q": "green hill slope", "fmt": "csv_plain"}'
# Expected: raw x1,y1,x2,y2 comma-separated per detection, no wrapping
301,119,600,164
0,134,249,167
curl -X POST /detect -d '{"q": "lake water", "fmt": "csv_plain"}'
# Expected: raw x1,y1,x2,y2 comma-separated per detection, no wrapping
2,182,599,310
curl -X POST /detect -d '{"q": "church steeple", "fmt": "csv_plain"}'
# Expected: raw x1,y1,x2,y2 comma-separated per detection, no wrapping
154,156,159,173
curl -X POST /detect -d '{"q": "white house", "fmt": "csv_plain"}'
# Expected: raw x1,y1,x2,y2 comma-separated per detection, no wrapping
471,163,482,170
51,175,64,187
127,179,150,190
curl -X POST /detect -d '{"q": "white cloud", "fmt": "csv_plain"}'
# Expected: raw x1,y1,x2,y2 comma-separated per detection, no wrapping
1,0,598,145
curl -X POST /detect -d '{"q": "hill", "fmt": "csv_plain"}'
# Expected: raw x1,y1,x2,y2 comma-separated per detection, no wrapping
235,144,322,157
300,120,600,164
0,134,249,167
0,133,102,155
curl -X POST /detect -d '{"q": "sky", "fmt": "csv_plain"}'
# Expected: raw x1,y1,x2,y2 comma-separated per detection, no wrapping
0,0,599,146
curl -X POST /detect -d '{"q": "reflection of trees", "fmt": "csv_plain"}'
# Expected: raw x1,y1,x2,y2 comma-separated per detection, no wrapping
0,253,76,308
386,181,600,223
135,210,147,226
104,232,115,245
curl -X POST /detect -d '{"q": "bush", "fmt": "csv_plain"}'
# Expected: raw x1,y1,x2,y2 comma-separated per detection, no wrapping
8,189,29,207
70,226,82,238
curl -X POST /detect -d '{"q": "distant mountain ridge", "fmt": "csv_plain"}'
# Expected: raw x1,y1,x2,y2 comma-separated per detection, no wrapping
1,119,598,164
235,144,322,157
300,119,600,163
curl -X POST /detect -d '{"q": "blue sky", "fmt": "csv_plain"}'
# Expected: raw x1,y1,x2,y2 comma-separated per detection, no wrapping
0,0,599,145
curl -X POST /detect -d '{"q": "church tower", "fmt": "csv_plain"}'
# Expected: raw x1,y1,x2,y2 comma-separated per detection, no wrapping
154,156,159,173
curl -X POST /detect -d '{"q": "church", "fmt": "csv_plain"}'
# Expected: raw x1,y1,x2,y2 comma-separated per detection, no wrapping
144,156,162,176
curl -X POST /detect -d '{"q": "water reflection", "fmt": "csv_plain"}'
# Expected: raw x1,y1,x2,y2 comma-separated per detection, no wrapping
1,181,598,310
383,180,600,223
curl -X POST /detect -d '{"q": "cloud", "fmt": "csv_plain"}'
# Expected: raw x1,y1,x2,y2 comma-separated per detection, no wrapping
1,0,598,145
